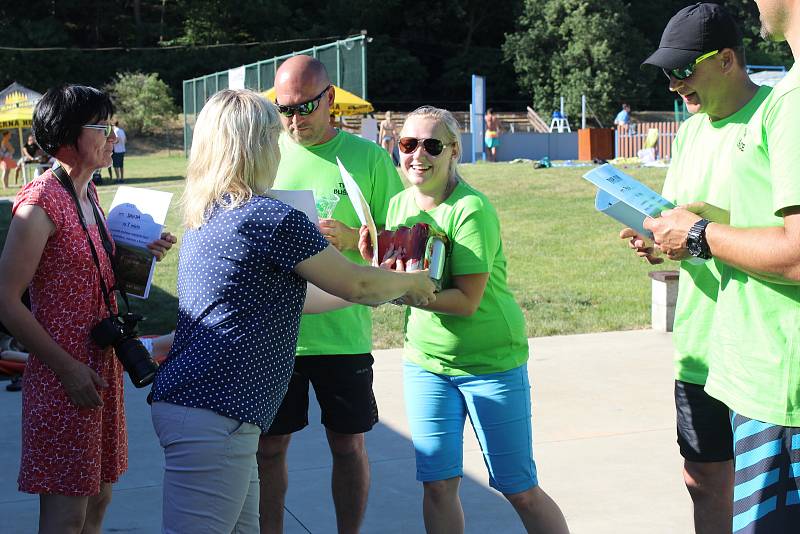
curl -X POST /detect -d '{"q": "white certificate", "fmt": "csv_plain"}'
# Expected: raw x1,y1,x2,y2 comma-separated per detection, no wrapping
271,189,318,224
106,186,173,299
337,157,378,265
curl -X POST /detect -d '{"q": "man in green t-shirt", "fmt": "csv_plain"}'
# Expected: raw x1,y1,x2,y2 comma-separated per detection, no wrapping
625,5,768,533
256,55,403,534
645,2,800,531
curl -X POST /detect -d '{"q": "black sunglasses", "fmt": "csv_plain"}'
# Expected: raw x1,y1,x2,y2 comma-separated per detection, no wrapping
276,85,332,117
398,137,447,156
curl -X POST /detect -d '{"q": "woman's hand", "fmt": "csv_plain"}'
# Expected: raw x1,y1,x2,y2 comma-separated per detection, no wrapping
147,232,177,261
296,245,434,307
361,228,409,269
379,245,406,272
400,271,436,307
358,225,373,263
57,360,108,408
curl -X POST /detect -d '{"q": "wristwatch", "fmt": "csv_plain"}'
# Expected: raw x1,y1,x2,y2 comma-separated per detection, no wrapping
686,219,712,260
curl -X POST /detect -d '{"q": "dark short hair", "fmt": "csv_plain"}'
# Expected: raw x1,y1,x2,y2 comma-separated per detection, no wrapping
32,84,114,156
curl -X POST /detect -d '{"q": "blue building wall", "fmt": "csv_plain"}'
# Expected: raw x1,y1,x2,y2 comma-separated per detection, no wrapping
458,132,578,163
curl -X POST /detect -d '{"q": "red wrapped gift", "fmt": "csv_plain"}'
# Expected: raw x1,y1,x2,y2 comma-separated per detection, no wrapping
377,223,447,287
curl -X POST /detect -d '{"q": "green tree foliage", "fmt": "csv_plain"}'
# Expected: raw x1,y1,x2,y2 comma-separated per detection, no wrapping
374,0,522,108
722,0,793,65
106,72,176,135
0,0,524,111
503,0,652,122
0,0,794,114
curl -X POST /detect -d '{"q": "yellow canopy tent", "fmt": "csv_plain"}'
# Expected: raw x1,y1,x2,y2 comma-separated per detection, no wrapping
0,83,42,150
263,85,374,116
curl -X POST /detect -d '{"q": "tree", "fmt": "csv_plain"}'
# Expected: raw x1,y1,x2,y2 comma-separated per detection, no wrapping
106,72,176,135
503,0,652,123
722,0,794,67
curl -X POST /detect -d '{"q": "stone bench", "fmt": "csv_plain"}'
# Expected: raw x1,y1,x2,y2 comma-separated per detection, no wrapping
648,270,679,332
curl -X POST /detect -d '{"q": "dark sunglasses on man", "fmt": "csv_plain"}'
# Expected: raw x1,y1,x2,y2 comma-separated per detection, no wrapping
276,85,332,117
398,137,448,157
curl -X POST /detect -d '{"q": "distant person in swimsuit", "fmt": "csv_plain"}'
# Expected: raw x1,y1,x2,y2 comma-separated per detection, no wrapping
379,111,397,162
1,131,17,188
484,108,501,162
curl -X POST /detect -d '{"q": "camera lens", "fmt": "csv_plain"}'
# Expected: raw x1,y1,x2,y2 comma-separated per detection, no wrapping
115,337,159,388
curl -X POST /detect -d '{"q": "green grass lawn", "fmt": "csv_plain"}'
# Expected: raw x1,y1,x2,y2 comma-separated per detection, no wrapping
375,163,669,347
4,155,670,346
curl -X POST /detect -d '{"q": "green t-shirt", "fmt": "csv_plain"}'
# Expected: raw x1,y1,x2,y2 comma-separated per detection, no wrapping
663,86,772,385
385,181,528,376
273,130,403,356
705,65,800,426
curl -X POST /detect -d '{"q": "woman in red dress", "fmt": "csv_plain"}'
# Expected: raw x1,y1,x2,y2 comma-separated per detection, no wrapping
0,85,175,533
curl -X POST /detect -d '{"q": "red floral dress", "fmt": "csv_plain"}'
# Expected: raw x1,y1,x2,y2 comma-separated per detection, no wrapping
14,171,127,496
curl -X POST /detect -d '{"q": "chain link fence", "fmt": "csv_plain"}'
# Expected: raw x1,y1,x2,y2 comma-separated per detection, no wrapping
182,35,367,154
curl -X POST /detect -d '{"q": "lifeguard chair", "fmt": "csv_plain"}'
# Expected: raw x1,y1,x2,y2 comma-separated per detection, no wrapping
549,111,571,133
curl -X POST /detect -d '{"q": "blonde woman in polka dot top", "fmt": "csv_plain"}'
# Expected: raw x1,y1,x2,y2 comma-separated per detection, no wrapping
149,89,436,532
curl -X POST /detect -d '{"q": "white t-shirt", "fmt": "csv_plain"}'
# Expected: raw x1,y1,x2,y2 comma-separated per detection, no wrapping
113,126,127,153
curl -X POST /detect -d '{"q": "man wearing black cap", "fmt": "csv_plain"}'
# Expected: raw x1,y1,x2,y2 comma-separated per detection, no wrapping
623,4,770,533
645,0,800,532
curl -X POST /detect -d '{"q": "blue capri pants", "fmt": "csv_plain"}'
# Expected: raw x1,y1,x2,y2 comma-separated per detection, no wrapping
403,361,539,494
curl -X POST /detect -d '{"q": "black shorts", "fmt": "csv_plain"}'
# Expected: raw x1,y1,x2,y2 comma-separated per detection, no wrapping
111,151,125,168
675,380,733,462
265,354,378,435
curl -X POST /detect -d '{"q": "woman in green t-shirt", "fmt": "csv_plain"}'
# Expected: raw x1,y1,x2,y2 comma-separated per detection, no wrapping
361,107,568,534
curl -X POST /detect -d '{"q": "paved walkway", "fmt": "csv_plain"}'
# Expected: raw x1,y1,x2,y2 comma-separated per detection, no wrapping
0,330,691,533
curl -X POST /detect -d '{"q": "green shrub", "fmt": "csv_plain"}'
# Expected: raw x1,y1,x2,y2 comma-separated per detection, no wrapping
106,72,177,135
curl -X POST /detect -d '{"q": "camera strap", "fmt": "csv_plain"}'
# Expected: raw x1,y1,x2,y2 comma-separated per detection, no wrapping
52,164,134,318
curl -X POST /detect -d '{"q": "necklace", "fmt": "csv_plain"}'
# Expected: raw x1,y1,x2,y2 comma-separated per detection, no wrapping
443,176,459,199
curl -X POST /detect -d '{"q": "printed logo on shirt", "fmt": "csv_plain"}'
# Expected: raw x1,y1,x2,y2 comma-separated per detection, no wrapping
334,182,349,197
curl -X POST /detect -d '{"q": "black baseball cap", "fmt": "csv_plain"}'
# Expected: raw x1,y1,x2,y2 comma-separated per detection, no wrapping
642,3,743,70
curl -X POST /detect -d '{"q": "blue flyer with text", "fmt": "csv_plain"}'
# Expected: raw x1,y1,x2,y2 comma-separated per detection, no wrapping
583,164,674,238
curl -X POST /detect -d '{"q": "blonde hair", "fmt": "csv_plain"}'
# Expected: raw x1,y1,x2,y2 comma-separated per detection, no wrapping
404,106,462,179
182,89,283,228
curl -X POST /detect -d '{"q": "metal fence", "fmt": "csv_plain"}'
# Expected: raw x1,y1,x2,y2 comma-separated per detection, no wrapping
614,122,681,160
182,35,367,154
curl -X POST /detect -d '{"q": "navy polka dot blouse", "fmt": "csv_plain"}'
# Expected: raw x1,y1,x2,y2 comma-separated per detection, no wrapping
151,195,329,431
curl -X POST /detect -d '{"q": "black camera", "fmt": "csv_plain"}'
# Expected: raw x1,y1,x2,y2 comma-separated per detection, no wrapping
91,313,158,388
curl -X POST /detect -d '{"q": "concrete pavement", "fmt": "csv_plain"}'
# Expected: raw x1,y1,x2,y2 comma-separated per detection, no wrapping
0,329,692,533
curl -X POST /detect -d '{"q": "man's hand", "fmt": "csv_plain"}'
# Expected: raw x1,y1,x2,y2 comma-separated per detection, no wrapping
147,232,177,261
619,227,663,265
57,360,108,408
643,208,703,261
319,219,358,251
